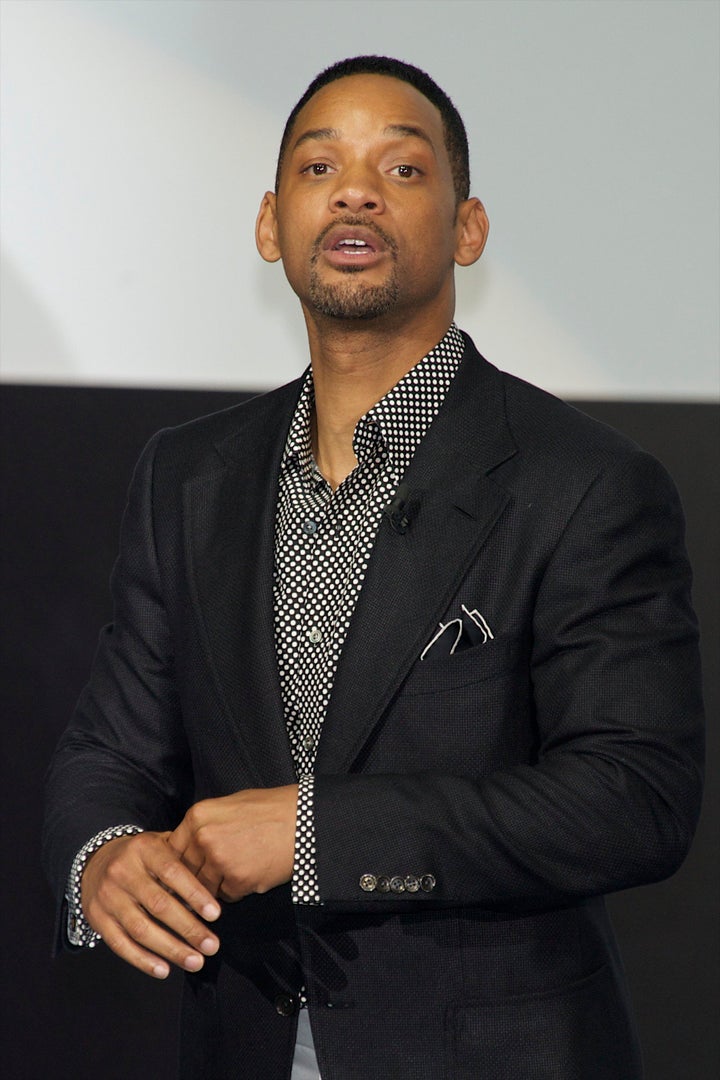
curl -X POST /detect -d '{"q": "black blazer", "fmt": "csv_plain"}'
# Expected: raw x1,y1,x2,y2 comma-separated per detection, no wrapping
43,335,704,1079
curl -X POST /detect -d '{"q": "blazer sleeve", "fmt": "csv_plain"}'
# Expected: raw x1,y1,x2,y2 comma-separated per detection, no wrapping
311,449,705,912
42,431,194,936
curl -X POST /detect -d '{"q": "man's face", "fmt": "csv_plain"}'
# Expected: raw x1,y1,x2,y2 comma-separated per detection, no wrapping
263,74,467,326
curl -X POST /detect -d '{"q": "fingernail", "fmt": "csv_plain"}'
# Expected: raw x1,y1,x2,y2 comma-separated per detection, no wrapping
152,963,170,979
202,903,221,920
184,954,204,972
200,937,219,955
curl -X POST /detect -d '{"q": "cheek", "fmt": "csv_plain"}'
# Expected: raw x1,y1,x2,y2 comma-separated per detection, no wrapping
398,197,456,246
276,229,309,281
400,220,457,272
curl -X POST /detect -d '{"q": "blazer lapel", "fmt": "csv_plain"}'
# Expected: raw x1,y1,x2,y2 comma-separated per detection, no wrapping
315,344,518,775
183,383,302,787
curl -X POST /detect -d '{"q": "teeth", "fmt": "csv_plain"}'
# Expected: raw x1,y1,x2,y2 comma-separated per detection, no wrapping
338,238,368,247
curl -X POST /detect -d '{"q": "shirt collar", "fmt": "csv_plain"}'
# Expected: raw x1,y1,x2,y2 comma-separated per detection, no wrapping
281,323,465,479
360,322,464,473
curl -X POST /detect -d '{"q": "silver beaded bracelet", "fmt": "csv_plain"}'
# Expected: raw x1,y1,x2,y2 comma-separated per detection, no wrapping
66,824,144,947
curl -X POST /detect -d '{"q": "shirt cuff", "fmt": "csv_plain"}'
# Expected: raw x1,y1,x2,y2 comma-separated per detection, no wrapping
65,825,144,947
291,775,321,905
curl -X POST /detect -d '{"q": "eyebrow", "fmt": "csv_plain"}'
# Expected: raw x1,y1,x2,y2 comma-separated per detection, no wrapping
291,123,436,154
291,127,341,152
382,124,435,151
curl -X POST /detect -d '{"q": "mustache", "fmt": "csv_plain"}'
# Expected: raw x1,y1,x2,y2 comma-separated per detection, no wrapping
311,216,398,261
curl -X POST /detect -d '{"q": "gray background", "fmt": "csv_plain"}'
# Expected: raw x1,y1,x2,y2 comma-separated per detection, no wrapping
1,0,718,398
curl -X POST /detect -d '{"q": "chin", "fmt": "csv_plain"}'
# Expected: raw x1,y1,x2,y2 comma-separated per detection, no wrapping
308,273,400,321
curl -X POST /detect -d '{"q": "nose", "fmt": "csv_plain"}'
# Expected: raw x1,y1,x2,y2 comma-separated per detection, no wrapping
329,164,385,215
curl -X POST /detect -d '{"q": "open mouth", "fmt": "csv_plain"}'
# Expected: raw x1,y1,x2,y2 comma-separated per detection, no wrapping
333,238,376,254
322,226,386,254
319,225,389,268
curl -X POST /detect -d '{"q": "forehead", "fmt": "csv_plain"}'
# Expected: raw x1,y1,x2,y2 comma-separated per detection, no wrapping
289,74,446,148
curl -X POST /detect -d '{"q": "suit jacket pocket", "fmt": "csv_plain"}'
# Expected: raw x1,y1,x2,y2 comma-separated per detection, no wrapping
402,633,528,696
446,963,642,1080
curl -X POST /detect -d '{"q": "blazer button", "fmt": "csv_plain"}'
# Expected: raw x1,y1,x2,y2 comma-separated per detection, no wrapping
360,874,377,892
420,874,436,893
376,875,391,893
390,876,405,893
404,875,420,892
275,994,297,1016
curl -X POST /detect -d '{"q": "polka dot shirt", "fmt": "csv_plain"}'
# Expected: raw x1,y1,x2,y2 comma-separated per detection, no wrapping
65,324,466,948
277,324,466,906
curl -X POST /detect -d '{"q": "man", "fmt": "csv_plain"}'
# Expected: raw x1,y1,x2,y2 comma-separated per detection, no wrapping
43,56,704,1079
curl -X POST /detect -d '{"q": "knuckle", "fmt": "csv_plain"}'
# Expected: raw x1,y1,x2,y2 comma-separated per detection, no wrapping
102,929,125,955
126,913,151,941
157,854,183,882
194,823,214,851
94,875,121,908
186,802,207,828
182,919,206,944
169,939,195,965
136,832,165,861
104,856,127,884
144,888,171,919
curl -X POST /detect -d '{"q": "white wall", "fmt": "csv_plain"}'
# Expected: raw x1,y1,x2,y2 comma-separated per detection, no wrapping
1,0,718,398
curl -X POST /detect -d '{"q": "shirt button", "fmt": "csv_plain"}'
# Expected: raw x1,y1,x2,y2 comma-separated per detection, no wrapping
359,874,377,892
302,519,318,535
390,876,406,893
302,735,316,752
420,874,437,893
308,627,322,644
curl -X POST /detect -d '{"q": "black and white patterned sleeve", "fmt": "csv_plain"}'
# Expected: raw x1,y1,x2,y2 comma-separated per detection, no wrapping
291,776,321,905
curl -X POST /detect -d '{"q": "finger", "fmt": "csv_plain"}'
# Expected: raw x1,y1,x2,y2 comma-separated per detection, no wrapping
149,842,222,922
136,877,221,956
89,877,220,968
95,903,210,979
88,868,218,963
165,830,212,888
166,821,189,856
87,836,221,947
217,878,230,903
167,840,204,879
196,863,223,897
91,831,221,923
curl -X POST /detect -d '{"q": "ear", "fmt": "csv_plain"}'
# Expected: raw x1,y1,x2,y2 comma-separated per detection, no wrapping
255,192,282,263
453,197,489,267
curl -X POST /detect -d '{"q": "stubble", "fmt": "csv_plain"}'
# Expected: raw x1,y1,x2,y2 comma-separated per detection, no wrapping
307,218,400,320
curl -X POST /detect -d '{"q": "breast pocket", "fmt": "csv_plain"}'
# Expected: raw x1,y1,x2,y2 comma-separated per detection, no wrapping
364,633,534,775
401,633,528,696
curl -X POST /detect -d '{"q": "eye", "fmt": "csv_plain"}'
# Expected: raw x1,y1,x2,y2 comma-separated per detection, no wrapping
302,162,334,176
391,164,421,178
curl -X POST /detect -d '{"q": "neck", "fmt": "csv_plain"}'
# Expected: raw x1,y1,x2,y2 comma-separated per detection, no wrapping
304,308,453,489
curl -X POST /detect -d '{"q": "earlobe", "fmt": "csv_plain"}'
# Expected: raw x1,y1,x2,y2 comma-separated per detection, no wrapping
454,198,489,267
255,192,282,263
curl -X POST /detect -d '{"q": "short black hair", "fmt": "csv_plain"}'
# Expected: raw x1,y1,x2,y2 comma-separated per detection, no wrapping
275,56,470,204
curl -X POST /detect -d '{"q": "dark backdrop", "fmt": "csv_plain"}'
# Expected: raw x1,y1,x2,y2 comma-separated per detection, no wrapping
1,385,717,1079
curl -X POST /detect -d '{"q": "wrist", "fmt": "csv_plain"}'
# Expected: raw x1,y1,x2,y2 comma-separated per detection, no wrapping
66,825,144,947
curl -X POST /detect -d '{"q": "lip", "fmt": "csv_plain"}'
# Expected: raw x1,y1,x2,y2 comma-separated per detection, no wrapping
320,225,388,269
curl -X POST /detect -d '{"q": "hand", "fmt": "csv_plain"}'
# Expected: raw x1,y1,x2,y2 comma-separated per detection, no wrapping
81,831,222,980
168,785,299,901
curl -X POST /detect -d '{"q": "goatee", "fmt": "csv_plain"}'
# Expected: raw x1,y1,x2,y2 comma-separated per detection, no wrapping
308,216,400,320
307,266,400,320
